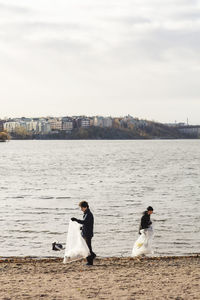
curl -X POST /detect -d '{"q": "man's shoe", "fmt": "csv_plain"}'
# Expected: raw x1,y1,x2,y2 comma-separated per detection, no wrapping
85,262,93,266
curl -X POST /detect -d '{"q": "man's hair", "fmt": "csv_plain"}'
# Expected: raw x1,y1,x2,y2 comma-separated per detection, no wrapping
79,201,89,208
147,206,153,211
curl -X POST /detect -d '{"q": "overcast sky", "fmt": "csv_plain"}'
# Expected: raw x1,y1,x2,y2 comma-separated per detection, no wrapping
0,0,200,124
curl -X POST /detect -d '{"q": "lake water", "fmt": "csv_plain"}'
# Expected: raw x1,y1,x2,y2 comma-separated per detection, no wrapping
0,140,199,258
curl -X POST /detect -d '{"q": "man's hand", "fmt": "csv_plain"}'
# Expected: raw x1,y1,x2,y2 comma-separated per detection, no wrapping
71,217,77,222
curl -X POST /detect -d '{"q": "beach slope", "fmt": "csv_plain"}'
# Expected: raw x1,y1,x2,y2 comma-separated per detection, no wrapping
0,256,199,299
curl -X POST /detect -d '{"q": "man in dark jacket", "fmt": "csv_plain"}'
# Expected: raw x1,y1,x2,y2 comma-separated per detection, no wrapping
71,201,96,265
139,206,153,234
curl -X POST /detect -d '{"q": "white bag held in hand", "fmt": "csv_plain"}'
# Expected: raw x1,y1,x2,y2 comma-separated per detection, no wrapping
131,227,154,257
63,220,90,263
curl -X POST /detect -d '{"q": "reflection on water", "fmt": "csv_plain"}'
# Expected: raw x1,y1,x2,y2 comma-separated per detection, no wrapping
0,140,200,257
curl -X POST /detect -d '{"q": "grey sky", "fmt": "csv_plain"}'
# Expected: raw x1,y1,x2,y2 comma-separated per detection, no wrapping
0,0,200,124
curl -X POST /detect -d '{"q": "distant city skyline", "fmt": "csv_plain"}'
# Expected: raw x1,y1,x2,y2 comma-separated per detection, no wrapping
0,114,196,125
1,0,200,125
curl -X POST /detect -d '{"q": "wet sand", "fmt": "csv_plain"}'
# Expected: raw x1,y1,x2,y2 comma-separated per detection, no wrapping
0,255,199,300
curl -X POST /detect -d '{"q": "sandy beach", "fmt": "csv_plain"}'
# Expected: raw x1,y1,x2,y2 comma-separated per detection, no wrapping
0,255,199,300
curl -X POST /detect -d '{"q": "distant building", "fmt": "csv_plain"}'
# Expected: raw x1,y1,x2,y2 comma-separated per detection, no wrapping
165,123,186,127
93,116,112,127
20,117,32,122
48,119,62,131
4,121,21,132
62,118,73,131
0,120,4,132
178,126,200,137
80,118,90,128
103,117,112,127
73,117,90,128
121,116,148,129
37,121,51,134
25,121,38,132
137,120,148,128
93,116,103,127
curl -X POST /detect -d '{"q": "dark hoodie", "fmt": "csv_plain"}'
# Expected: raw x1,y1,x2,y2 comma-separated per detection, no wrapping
139,211,152,234
75,208,94,238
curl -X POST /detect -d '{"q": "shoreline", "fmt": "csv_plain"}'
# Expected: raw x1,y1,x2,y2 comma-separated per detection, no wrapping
6,137,199,140
0,253,199,262
0,255,199,299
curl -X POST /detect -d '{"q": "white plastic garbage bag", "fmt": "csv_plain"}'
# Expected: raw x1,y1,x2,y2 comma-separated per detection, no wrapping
131,227,154,257
63,220,90,263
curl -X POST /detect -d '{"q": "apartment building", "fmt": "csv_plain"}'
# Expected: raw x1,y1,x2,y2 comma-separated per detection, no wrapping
103,117,112,127
73,117,90,128
48,119,62,131
93,116,103,127
80,118,90,128
0,121,4,132
4,121,21,132
178,126,200,137
25,121,38,132
37,121,51,134
93,116,112,127
62,118,73,131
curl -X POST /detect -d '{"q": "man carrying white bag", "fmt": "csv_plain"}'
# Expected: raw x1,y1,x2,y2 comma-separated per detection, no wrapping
64,201,96,265
132,206,154,257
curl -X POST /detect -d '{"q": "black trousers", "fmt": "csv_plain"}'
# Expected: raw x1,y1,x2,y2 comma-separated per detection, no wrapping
84,237,96,265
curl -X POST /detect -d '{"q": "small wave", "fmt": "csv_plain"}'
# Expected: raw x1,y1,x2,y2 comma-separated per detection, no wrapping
8,230,51,234
34,207,57,211
56,196,71,199
125,200,141,204
39,196,55,199
47,232,63,235
173,242,190,245
16,212,50,215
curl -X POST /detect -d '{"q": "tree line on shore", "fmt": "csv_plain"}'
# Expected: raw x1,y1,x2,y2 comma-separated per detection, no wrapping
0,131,10,142
0,122,192,140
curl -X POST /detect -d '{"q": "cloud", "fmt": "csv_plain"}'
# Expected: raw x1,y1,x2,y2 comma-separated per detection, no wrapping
1,0,200,56
0,2,31,15
0,0,200,123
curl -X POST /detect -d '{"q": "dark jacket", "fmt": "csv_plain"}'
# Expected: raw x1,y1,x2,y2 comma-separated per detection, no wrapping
76,208,94,238
139,211,152,233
